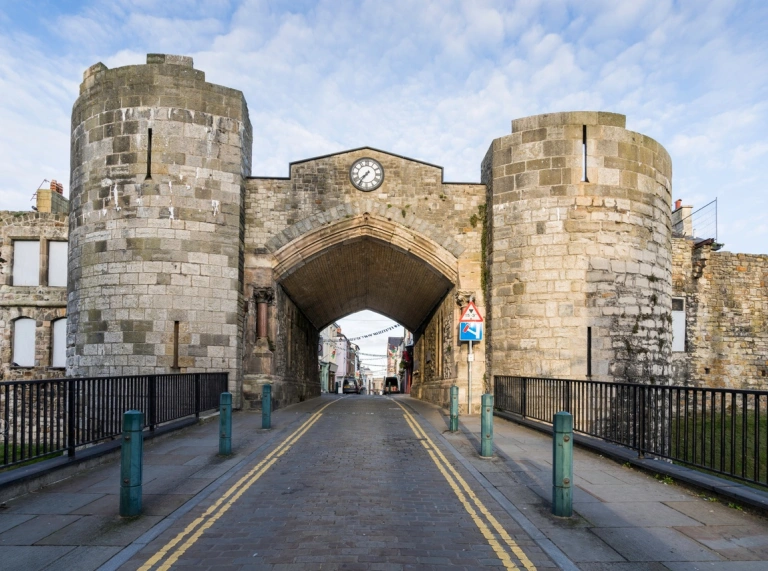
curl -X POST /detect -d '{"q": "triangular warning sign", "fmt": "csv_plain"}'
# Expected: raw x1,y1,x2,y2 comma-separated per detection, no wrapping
459,301,483,322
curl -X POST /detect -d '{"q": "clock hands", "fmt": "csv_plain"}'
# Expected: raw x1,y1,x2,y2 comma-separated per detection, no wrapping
358,168,373,182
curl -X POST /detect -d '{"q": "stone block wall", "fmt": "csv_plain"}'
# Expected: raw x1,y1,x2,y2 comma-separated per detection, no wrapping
671,238,768,388
484,112,673,383
67,55,252,401
244,148,486,410
0,212,68,380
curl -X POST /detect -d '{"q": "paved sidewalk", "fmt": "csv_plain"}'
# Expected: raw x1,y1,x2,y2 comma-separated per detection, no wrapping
0,394,766,570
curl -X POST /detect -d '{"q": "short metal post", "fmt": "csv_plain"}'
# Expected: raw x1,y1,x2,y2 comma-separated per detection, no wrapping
552,411,573,517
219,392,232,456
262,384,272,429
450,385,459,432
120,410,143,517
480,394,493,457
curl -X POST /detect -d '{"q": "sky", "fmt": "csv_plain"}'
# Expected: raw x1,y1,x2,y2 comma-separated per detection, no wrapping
336,310,404,379
1,0,767,261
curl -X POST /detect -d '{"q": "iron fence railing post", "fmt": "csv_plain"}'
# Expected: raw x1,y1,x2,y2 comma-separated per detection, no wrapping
522,376,528,418
148,375,157,432
195,374,201,419
67,379,76,457
639,385,647,458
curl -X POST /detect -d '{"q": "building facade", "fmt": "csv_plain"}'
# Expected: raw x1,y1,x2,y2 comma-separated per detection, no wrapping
1,184,69,380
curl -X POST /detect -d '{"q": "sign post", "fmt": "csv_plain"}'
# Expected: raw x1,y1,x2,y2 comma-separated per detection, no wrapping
459,301,483,414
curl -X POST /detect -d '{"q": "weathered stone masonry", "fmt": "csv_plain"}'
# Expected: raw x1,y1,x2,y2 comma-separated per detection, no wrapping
67,54,252,402
243,149,487,411
483,112,673,384
672,238,768,388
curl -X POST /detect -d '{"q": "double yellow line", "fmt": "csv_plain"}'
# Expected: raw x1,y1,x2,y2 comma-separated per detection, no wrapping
394,400,537,571
138,400,337,571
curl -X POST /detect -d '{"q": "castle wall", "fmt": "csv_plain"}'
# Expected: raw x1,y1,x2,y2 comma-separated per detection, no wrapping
0,212,69,380
67,55,252,400
671,238,768,388
243,149,486,410
484,112,673,383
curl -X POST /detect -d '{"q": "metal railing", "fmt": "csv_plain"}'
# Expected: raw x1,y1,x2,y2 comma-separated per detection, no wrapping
1,372,228,469
674,198,718,243
495,375,768,488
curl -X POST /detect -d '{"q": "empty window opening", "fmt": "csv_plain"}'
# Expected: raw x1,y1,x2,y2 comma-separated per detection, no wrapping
13,240,40,286
48,241,68,287
172,321,180,369
145,128,153,180
13,317,36,367
671,297,686,352
52,318,67,368
581,125,589,183
587,326,592,377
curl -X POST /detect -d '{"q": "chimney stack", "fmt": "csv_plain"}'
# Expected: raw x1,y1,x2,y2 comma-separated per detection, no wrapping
50,180,64,194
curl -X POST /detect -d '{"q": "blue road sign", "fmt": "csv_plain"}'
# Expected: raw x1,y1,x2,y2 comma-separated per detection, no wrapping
459,322,483,342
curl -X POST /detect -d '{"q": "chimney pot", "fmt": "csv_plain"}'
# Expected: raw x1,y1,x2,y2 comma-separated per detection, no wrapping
674,199,682,210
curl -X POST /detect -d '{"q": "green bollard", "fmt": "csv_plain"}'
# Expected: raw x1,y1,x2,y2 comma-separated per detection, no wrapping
120,410,143,517
552,411,574,517
450,385,459,432
480,394,494,457
262,384,272,429
219,392,232,456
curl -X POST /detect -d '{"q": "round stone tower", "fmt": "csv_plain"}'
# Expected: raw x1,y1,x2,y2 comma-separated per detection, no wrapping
483,112,673,383
68,54,252,393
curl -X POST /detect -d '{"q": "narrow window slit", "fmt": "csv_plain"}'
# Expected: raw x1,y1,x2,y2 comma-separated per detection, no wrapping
145,128,153,180
587,326,592,377
581,125,589,182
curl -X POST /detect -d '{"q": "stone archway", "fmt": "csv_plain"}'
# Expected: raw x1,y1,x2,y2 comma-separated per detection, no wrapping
272,211,459,332
242,147,486,410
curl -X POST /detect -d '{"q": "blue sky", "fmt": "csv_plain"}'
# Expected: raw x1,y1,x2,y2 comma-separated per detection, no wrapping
1,0,767,264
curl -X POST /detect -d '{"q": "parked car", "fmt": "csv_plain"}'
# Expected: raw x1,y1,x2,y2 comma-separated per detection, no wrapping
342,378,359,394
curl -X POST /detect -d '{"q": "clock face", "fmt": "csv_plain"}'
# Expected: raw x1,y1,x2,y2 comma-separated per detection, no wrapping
350,158,384,191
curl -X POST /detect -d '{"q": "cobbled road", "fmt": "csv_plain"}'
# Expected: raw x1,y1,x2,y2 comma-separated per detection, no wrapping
123,395,552,570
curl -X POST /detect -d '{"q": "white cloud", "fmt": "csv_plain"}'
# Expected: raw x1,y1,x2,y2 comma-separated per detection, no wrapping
0,0,767,254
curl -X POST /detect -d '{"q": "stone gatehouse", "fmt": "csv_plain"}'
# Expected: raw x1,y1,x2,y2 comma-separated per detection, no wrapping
1,54,766,409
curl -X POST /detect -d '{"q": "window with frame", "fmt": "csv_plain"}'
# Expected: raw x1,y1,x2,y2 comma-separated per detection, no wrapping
48,241,68,287
671,297,686,352
52,318,67,368
13,240,40,286
13,317,36,367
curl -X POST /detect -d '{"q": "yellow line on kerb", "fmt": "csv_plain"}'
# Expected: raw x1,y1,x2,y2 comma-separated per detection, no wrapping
138,400,337,571
395,401,536,571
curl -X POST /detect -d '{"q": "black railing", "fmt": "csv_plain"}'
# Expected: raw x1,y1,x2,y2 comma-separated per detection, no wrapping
1,372,228,469
495,375,768,488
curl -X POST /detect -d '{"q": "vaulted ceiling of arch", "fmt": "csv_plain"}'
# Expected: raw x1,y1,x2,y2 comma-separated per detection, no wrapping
278,237,454,332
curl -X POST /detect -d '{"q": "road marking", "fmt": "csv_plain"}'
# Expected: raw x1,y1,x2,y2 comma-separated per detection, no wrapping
138,400,337,571
396,402,537,571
